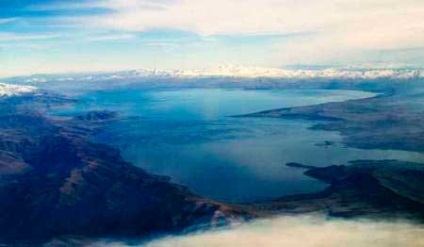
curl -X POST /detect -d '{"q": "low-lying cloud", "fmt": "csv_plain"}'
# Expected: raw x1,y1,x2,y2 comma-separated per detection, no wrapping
89,215,424,247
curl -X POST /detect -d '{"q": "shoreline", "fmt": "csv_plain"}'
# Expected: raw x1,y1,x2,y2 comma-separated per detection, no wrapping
234,84,424,153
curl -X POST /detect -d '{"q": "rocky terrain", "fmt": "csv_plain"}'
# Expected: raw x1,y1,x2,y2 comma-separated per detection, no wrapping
246,160,424,222
241,81,424,153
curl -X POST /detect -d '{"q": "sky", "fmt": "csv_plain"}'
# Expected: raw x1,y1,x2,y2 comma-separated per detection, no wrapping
1,0,424,78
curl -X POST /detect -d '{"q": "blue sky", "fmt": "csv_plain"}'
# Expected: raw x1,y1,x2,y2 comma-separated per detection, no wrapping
1,0,424,77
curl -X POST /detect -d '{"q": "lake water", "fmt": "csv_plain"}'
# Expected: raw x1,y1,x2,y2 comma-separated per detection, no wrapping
50,86,424,203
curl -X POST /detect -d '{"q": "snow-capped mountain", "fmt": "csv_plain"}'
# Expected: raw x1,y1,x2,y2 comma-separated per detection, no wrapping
0,83,37,97
11,65,424,84
161,65,423,79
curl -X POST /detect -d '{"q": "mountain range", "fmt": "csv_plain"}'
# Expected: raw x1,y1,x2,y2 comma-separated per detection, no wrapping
5,66,423,84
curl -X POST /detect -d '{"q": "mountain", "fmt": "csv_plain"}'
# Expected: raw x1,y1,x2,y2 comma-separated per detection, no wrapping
0,95,249,245
6,66,423,84
0,83,37,97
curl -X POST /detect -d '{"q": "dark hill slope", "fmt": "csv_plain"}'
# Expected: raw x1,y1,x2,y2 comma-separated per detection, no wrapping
0,96,248,245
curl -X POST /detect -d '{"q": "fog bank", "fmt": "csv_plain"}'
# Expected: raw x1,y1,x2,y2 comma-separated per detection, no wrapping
90,215,424,247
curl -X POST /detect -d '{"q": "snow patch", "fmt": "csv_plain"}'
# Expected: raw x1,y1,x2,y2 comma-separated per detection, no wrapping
0,83,37,97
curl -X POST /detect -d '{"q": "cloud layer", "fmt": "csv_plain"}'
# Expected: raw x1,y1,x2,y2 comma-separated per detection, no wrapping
91,215,424,247
75,0,423,38
61,0,424,66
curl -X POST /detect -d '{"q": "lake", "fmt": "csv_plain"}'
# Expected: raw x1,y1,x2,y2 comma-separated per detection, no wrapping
49,86,424,202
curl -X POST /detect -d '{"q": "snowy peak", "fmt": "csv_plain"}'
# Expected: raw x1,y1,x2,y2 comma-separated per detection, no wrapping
131,65,423,79
13,65,424,84
0,83,37,97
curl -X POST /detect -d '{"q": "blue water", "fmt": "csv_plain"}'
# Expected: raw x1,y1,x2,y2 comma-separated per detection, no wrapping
50,87,424,202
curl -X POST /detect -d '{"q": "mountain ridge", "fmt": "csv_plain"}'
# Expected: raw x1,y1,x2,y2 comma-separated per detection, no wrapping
6,66,424,84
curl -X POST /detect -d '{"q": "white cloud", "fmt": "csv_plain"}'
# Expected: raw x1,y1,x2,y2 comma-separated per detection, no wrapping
0,18,17,25
75,0,424,39
87,215,424,247
25,1,105,11
0,43,51,51
49,0,424,66
82,0,332,35
86,33,137,42
270,1,424,65
0,33,61,42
